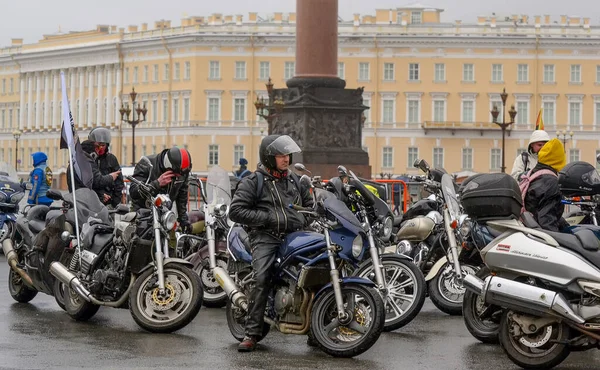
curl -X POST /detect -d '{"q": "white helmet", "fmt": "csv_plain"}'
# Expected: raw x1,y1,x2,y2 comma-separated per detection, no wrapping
528,130,550,145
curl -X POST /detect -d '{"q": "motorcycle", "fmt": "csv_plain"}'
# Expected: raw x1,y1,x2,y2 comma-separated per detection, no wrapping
394,159,479,315
462,171,600,369
50,157,203,333
203,165,385,357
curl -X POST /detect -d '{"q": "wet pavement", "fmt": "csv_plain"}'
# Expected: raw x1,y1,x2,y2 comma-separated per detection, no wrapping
0,257,598,370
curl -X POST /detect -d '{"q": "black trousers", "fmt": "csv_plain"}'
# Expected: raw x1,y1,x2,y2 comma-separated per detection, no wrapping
245,231,282,337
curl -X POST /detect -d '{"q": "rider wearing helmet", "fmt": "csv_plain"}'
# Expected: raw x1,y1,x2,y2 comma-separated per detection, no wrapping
229,134,313,353
511,130,550,182
88,127,124,208
130,146,193,232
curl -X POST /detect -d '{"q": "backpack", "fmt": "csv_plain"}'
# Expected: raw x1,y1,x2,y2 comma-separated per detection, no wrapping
235,169,250,179
521,152,529,171
519,169,557,214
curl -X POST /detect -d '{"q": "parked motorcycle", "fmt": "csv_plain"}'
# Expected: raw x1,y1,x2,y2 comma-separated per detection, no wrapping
203,165,384,357
50,158,203,333
462,171,600,369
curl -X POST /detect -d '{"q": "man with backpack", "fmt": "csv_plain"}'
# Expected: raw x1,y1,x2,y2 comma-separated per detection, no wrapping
510,130,550,182
235,158,252,179
229,134,313,352
521,138,569,232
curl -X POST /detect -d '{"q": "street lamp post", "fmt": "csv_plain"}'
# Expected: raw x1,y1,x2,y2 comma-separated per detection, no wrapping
12,130,21,171
119,87,147,166
254,78,285,126
490,88,518,173
557,130,574,153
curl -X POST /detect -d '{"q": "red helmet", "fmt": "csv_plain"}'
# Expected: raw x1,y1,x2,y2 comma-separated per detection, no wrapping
163,147,192,175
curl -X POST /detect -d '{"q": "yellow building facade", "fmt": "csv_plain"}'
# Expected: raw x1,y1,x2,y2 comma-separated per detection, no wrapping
1,5,600,178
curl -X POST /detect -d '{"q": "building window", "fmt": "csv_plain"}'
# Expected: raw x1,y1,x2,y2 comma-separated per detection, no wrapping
208,98,220,121
570,65,581,83
163,64,169,81
174,63,180,80
463,64,474,82
407,100,419,123
124,68,129,84
517,64,529,82
462,100,474,123
384,63,394,81
284,62,295,80
382,100,394,123
544,65,555,83
411,11,422,24
433,148,444,168
337,62,345,79
434,63,445,82
1,79,5,94
491,148,501,171
234,98,246,121
151,100,158,123
516,101,529,126
569,102,581,125
235,61,247,80
9,78,13,93
382,147,393,168
462,148,473,170
543,101,555,126
8,109,12,128
122,145,127,166
184,61,191,80
409,63,419,81
492,64,503,82
433,100,445,122
173,98,179,123
209,61,220,79
0,110,4,128
208,144,219,166
569,148,580,163
362,98,371,122
143,65,148,82
234,145,245,166
162,99,168,122
408,147,418,168
153,65,159,82
259,61,270,80
183,98,190,121
359,62,370,80
133,66,138,83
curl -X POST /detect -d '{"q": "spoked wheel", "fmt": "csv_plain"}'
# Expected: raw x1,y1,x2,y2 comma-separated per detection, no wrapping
429,263,478,316
499,310,570,369
8,268,37,303
355,255,426,331
310,284,385,358
462,267,501,343
196,255,228,308
129,264,203,333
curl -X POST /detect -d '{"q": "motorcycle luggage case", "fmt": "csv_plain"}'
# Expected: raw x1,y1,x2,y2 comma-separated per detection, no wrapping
460,173,522,221
559,161,600,197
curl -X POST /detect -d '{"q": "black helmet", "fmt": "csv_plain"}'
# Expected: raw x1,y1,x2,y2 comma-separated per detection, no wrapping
88,127,111,144
162,146,192,175
259,134,301,170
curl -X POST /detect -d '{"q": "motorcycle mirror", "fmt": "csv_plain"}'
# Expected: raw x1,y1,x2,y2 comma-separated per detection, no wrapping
60,231,72,242
596,153,600,165
415,159,430,173
337,165,348,177
294,163,312,176
299,174,312,188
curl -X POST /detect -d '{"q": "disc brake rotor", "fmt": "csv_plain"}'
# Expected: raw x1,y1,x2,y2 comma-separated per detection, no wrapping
146,277,182,311
335,302,372,341
519,325,553,348
200,259,227,289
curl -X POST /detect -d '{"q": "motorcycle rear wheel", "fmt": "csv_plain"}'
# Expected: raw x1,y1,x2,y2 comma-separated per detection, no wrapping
64,286,100,321
8,269,37,303
53,279,67,311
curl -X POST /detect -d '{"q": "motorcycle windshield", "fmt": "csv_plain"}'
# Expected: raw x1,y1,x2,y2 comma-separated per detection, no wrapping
63,188,110,227
441,173,460,222
0,162,19,183
323,196,364,236
206,165,231,206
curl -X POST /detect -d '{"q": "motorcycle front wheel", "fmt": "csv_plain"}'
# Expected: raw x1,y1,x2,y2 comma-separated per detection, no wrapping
429,263,478,316
310,284,384,358
195,253,228,308
129,264,203,333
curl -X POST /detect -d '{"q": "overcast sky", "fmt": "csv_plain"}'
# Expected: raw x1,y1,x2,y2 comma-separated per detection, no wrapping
1,0,596,47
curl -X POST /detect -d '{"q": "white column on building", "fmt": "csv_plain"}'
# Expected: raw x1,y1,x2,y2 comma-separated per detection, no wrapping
26,73,33,130
87,66,94,127
69,68,76,113
43,71,51,130
52,71,60,129
96,65,104,125
105,65,113,127
115,64,122,125
19,75,25,130
35,72,42,130
78,67,85,126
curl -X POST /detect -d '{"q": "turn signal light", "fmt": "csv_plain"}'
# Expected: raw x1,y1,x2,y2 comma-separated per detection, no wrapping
450,220,458,229
154,197,163,207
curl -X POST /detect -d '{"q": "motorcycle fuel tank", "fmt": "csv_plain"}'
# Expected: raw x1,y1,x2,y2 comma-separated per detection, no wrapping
396,216,436,241
280,231,326,259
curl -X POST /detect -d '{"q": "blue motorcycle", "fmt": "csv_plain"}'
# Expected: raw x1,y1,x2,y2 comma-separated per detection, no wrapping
0,165,25,248
198,166,385,358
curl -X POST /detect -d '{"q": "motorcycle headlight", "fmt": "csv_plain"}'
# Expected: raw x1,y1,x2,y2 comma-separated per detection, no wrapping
459,216,471,238
10,192,24,204
215,203,228,217
352,235,363,258
161,211,177,231
396,240,413,256
380,216,393,239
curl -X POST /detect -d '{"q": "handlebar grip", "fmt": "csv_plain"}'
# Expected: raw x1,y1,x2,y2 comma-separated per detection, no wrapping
289,204,310,211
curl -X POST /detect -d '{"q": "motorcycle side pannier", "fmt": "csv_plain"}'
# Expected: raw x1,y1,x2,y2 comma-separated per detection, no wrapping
460,173,522,221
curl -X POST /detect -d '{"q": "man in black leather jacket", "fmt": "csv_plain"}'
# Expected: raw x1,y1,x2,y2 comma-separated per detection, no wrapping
88,127,124,208
129,146,193,231
229,134,313,353
67,140,120,194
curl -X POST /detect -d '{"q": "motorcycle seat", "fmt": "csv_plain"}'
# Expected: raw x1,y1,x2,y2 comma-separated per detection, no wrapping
522,212,600,252
28,220,45,234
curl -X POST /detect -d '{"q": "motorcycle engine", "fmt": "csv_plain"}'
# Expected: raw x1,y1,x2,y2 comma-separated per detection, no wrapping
88,245,127,296
274,287,295,316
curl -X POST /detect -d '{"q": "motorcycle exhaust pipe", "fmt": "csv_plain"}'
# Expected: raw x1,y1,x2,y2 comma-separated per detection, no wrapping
464,274,585,324
3,239,34,287
49,262,92,302
212,266,247,310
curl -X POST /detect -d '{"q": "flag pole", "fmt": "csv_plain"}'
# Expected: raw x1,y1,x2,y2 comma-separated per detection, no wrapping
60,71,82,267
